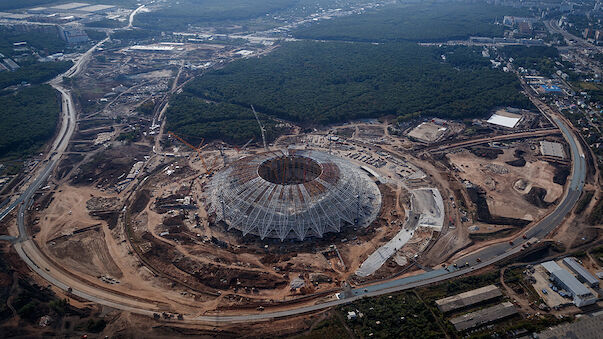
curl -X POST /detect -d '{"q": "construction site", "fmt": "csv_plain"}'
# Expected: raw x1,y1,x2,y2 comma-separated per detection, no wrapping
4,100,584,317
0,10,597,327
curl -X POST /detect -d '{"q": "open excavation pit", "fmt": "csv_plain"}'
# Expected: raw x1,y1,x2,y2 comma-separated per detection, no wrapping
205,149,382,241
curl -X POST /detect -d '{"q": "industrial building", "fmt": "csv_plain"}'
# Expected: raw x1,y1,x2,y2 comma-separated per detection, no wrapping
76,4,115,13
58,26,89,44
486,110,522,128
539,84,563,95
542,261,597,307
50,2,90,11
205,149,382,241
562,257,599,287
435,285,502,313
540,141,566,159
537,313,603,339
449,302,517,331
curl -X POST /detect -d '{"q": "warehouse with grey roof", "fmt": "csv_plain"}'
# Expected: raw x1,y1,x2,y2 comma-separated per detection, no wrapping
562,257,599,287
542,260,597,307
435,285,502,313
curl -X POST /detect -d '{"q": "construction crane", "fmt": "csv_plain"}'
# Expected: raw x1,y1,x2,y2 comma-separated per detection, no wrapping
251,105,268,150
240,138,254,152
167,131,210,173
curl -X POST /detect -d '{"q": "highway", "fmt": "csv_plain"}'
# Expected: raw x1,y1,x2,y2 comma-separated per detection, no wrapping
127,4,145,29
545,19,603,53
427,128,560,153
0,37,107,223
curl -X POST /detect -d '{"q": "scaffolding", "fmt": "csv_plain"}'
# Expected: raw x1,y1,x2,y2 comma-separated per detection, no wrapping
205,149,382,241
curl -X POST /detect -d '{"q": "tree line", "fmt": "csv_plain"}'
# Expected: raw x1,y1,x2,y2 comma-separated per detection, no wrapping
0,85,60,158
177,41,531,133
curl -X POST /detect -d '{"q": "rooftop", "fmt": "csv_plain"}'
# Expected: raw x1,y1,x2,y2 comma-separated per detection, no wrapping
563,257,599,286
77,4,115,12
538,313,603,339
540,141,566,159
435,285,502,313
551,269,592,297
542,260,563,273
487,110,522,128
449,302,517,331
50,2,89,10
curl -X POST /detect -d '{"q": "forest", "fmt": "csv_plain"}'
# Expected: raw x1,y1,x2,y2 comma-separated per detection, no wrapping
134,0,296,31
340,292,445,338
176,41,531,135
0,0,55,10
293,2,525,42
0,85,59,159
0,0,140,10
0,28,66,57
165,95,283,145
0,60,72,89
500,46,561,76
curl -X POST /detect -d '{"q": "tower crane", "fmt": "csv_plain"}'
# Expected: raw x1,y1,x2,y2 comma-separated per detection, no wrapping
167,131,210,173
239,138,254,153
251,105,268,150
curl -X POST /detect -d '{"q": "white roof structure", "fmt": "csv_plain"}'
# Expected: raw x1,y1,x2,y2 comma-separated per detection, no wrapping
77,4,115,12
206,149,382,241
487,113,521,128
130,45,175,51
542,260,563,273
50,2,89,10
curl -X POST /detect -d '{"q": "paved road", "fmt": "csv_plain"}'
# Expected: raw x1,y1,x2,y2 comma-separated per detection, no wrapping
19,96,584,324
427,128,560,152
546,19,603,53
127,4,145,29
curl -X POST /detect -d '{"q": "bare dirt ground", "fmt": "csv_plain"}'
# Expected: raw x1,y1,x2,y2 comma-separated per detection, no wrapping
447,148,562,221
127,159,411,305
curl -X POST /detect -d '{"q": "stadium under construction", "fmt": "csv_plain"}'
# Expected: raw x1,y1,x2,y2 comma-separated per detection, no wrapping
205,149,382,241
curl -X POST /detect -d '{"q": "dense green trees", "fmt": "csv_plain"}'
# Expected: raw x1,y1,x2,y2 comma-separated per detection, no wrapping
0,85,60,158
501,46,561,76
178,41,530,130
293,3,524,42
0,0,55,11
134,0,296,31
0,28,72,89
341,292,445,338
0,28,66,57
110,29,161,42
0,60,72,89
164,3,532,144
166,95,282,144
